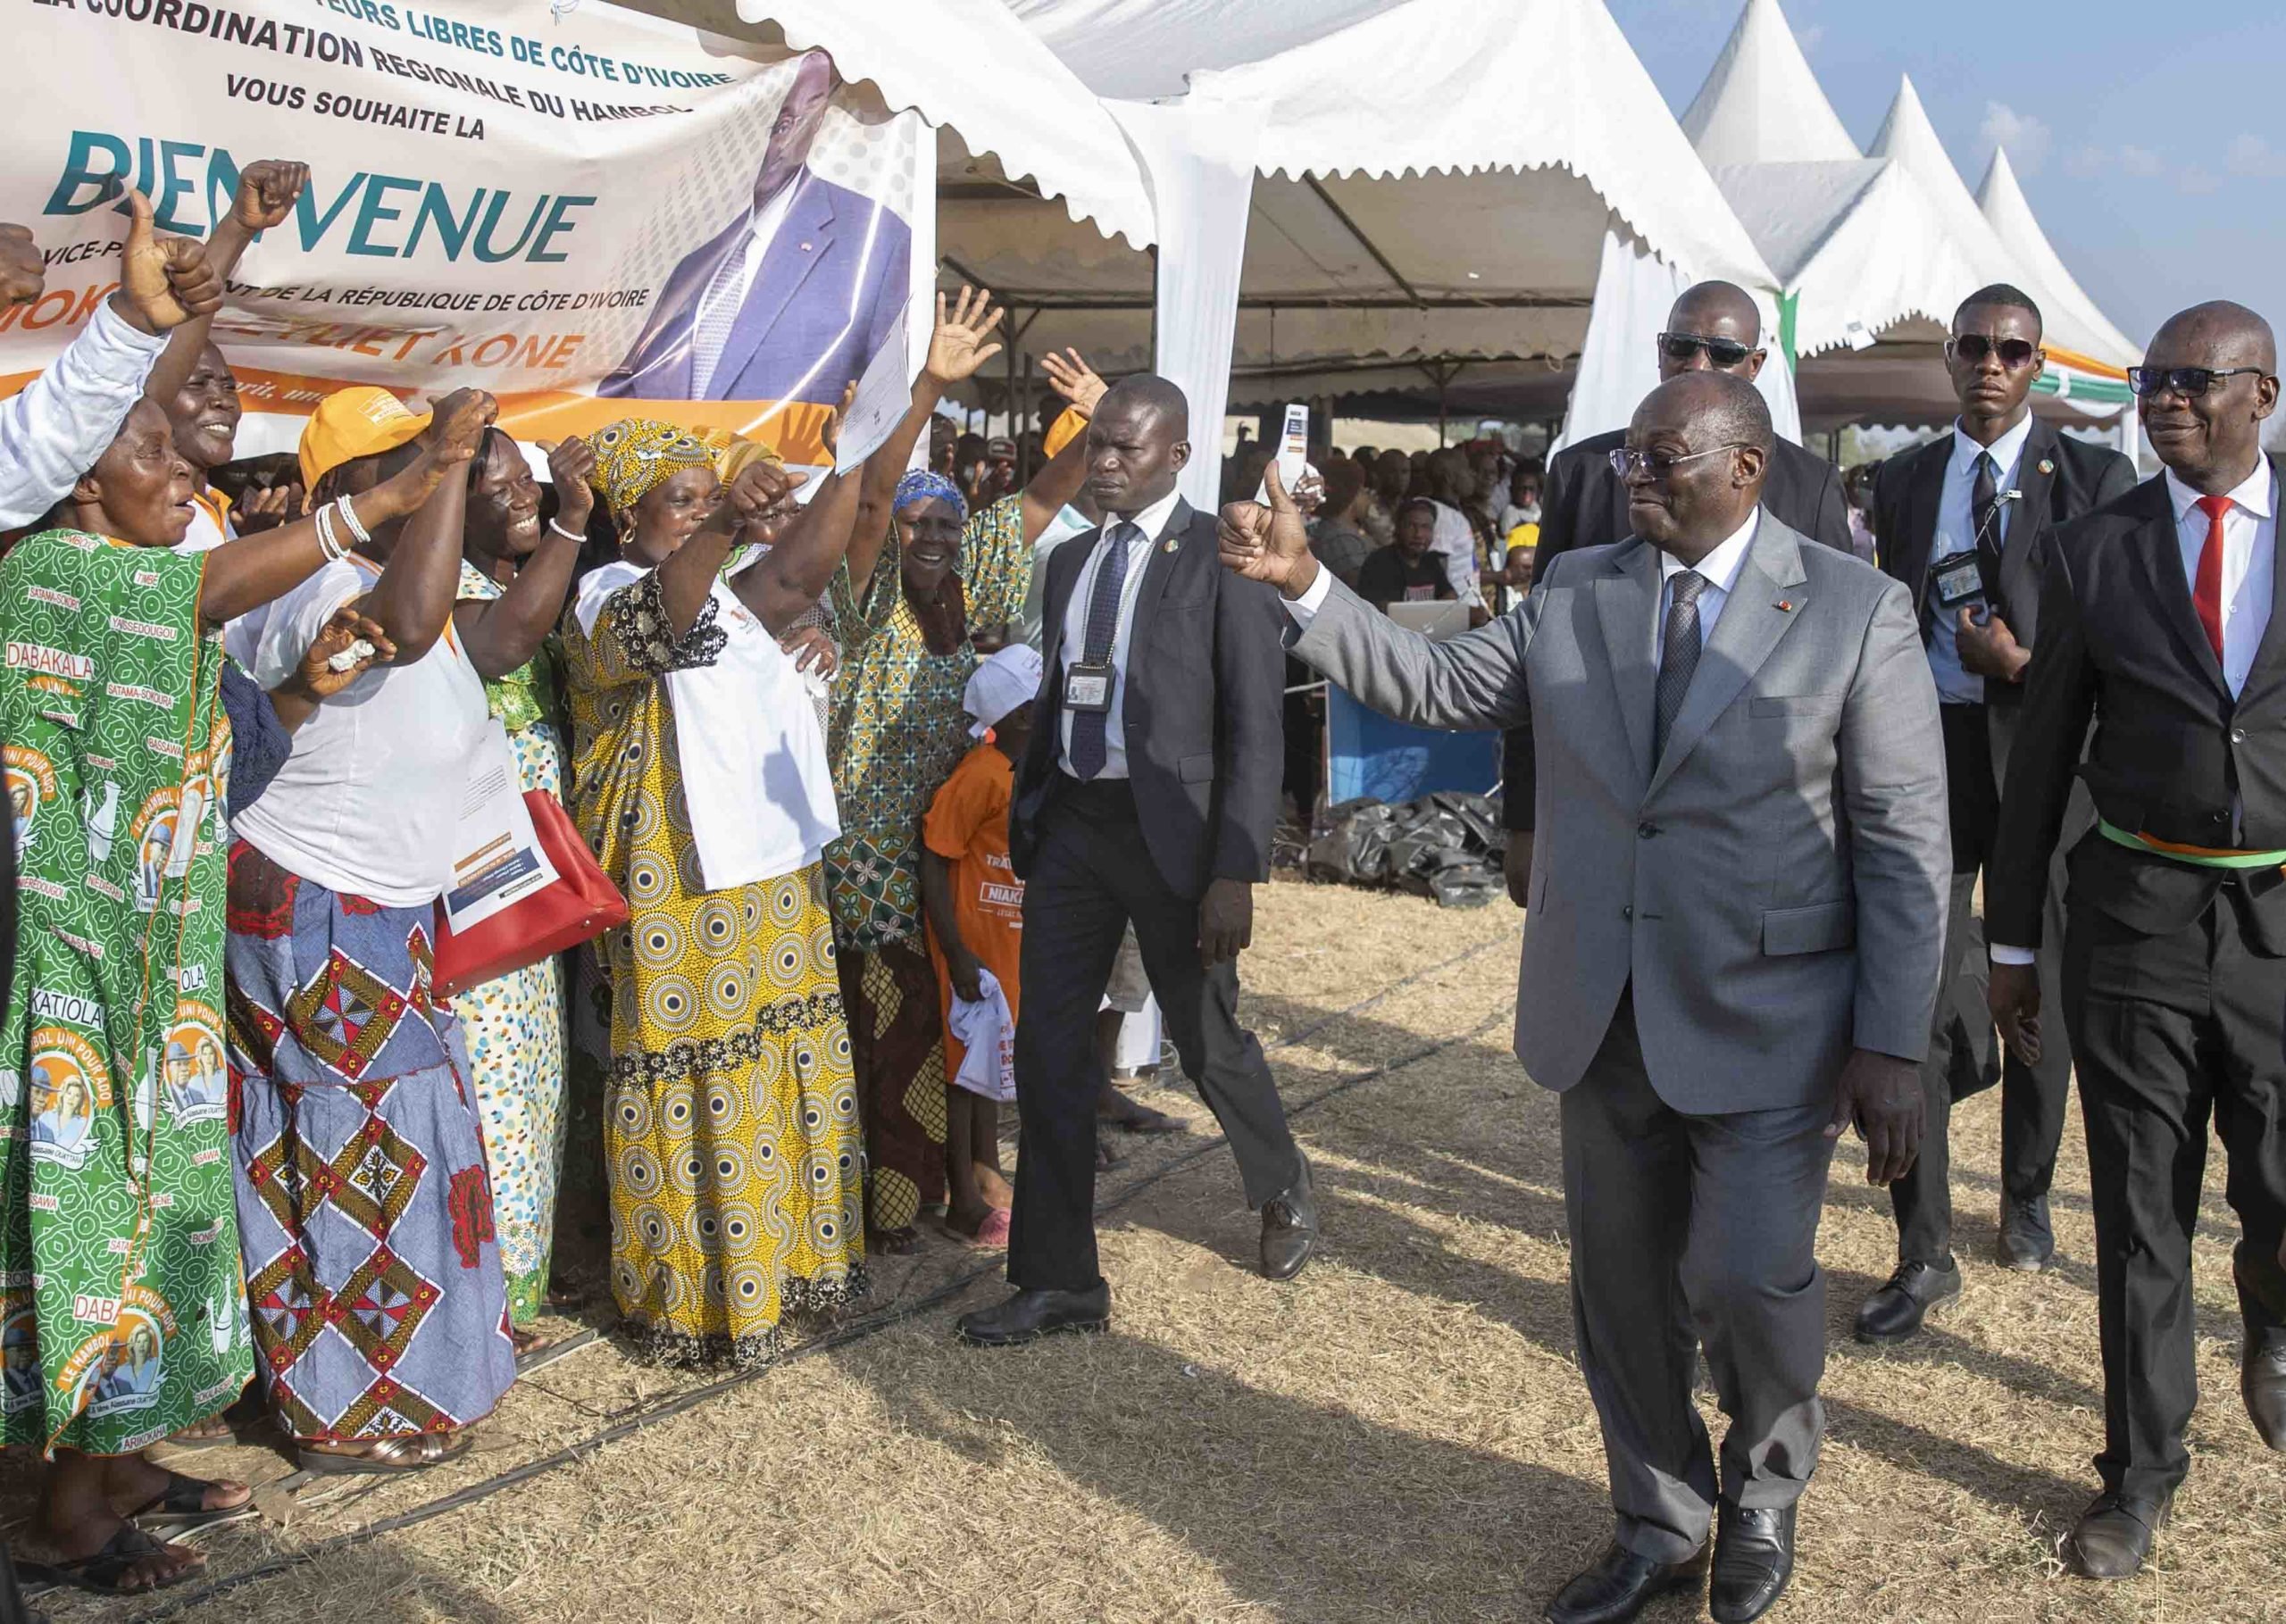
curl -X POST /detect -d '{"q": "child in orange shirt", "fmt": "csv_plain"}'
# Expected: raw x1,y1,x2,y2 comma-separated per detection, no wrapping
921,645,1042,1245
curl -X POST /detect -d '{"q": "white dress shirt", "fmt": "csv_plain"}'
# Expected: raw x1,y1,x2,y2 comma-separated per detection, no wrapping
689,175,805,396
1653,511,1758,665
1992,456,2279,968
1926,412,2036,705
1056,486,1183,780
0,298,166,528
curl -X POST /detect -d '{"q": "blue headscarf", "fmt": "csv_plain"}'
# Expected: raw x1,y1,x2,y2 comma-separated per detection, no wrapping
892,469,967,526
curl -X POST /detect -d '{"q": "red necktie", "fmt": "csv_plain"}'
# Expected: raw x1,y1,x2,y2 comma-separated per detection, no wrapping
2194,494,2232,661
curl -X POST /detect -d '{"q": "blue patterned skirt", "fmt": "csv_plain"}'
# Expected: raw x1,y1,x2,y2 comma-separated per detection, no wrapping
224,840,516,1443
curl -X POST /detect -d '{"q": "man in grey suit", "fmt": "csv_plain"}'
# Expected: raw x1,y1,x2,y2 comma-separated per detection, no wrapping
1219,372,1949,1624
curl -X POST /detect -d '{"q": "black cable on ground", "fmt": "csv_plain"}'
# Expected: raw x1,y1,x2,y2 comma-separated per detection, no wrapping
126,929,1521,1621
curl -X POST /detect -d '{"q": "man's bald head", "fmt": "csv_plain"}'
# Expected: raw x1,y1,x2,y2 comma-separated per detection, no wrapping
1660,281,1766,381
1085,374,1191,516
1623,371,1772,557
1097,374,1189,439
2140,301,2280,491
2150,300,2277,372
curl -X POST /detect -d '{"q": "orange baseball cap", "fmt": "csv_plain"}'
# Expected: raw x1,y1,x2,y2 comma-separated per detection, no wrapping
298,387,432,491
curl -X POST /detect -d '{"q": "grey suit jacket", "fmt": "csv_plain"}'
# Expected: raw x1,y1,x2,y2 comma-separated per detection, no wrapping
1289,512,1949,1113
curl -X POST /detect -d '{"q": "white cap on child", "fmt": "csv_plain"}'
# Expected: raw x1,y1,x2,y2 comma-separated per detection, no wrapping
964,644,1046,738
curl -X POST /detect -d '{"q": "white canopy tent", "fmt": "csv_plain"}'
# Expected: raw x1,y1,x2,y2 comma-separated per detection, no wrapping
952,0,1795,496
1976,148,2139,416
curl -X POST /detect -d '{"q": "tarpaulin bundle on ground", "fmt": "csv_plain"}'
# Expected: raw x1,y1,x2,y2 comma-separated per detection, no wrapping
1301,793,1507,910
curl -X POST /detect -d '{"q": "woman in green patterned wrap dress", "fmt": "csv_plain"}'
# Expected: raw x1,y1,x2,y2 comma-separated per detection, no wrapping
448,428,595,1339
0,397,480,1594
822,291,1100,1248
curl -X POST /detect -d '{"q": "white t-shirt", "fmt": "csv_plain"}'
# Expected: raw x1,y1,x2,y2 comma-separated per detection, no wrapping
231,558,488,906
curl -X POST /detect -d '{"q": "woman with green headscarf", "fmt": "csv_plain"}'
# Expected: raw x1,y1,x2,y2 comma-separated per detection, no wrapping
559,407,870,1367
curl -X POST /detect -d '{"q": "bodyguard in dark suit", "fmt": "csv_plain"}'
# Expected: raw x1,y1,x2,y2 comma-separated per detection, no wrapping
1228,373,1948,1624
1500,282,1852,904
1990,301,2286,1580
1857,286,2138,1342
956,377,1315,1348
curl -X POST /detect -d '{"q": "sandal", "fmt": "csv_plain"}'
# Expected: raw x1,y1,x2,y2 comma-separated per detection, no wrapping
21,1523,199,1596
121,1469,257,1535
296,1431,473,1477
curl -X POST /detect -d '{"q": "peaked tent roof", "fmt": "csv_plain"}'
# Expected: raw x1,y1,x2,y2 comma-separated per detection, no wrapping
942,0,1780,387
1977,147,2140,365
1680,0,1856,168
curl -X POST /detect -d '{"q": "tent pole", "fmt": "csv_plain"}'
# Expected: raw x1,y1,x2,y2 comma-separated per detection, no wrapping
1020,351,1034,483
1438,368,1448,446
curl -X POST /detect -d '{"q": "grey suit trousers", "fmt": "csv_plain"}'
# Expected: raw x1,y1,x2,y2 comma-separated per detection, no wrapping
1563,995,1836,1562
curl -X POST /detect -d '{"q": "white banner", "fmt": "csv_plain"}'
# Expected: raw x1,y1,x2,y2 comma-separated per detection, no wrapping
2,0,928,464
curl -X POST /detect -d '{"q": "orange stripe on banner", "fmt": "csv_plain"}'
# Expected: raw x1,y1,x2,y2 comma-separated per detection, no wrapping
0,370,837,467
2042,344,2132,381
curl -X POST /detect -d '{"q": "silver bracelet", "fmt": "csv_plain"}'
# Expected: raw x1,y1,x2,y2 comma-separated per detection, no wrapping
313,503,345,563
334,495,371,549
547,517,586,542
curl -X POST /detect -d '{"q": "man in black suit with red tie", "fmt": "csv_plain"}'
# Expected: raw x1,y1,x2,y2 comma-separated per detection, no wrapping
956,376,1316,1348
1499,281,1851,902
1990,301,2286,1580
1856,286,2137,1344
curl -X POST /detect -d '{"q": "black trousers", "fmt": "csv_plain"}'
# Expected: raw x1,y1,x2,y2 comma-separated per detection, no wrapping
1008,777,1303,1293
2065,881,2286,1501
1563,995,1835,1563
1889,702,2076,1263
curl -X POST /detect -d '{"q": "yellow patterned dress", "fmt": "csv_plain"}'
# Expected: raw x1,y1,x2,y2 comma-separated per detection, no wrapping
561,568,865,1367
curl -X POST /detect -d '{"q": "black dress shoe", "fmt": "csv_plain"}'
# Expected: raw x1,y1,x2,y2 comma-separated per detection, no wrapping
2244,1337,2286,1450
1997,1195,2056,1272
2064,1490,2170,1579
1259,1154,1318,1281
1543,1541,1705,1624
1708,1503,1795,1623
955,1283,1110,1347
1852,1259,1962,1345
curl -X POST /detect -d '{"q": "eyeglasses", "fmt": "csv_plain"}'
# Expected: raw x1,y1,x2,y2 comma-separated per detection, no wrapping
1657,331,1757,369
1947,334,2042,369
1608,445,1751,481
2127,365,2269,398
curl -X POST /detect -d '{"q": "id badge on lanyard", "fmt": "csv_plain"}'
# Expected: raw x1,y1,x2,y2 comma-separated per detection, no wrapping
1064,661,1114,713
1931,550,1984,610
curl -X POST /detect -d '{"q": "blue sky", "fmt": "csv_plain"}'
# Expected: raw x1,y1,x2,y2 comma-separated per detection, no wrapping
1606,0,2286,350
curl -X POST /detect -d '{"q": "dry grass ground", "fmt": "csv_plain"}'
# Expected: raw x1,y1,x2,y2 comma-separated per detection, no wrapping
13,881,2285,1622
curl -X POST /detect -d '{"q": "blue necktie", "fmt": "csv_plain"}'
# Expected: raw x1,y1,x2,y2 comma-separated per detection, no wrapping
1069,521,1138,779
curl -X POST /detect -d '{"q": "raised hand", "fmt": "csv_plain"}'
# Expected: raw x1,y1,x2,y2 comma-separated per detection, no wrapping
116,191,222,334
547,435,597,534
822,378,857,461
231,161,310,235
925,285,1005,387
363,389,496,519
0,224,42,305
292,606,396,699
717,457,805,531
237,482,301,536
1039,347,1106,417
1216,459,1318,595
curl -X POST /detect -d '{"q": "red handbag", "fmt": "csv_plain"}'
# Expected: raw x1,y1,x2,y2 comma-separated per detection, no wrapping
432,788,628,1000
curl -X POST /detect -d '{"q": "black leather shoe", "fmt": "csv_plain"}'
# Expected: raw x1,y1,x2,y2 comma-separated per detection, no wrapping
2244,1337,2286,1450
1543,1541,1705,1624
1853,1259,1962,1345
955,1283,1110,1347
1259,1154,1318,1281
2064,1491,2170,1579
1997,1195,2056,1272
1708,1503,1795,1624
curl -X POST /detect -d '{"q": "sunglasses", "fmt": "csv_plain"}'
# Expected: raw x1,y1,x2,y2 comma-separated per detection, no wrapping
1608,444,1750,481
1947,334,2041,369
1657,331,1756,369
2127,365,2268,398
